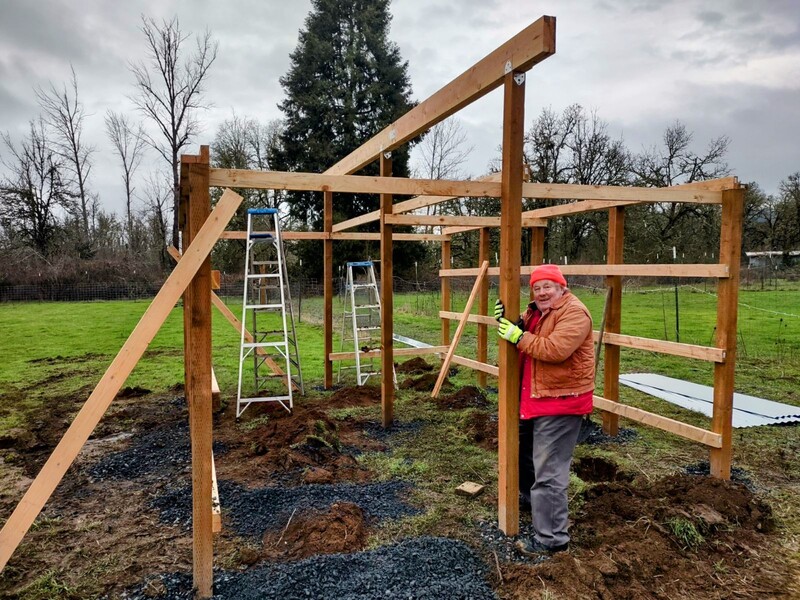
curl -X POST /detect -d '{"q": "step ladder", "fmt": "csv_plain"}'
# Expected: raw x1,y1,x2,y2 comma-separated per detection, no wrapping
338,261,396,386
236,208,303,416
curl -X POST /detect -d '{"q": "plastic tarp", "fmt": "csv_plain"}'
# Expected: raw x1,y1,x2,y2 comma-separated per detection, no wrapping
618,373,800,428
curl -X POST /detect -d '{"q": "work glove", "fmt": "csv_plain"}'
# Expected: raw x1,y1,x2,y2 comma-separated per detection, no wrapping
493,299,505,321
497,317,523,345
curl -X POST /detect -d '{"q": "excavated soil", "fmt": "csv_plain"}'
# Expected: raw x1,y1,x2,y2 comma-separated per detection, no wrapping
400,372,451,391
395,357,435,374
325,384,381,408
435,385,490,410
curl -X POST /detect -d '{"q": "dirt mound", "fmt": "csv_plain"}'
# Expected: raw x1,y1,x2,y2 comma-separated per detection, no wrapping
462,411,497,450
435,386,489,410
573,455,633,483
400,373,451,392
395,357,434,374
326,385,381,408
116,385,151,398
498,473,786,600
261,502,369,560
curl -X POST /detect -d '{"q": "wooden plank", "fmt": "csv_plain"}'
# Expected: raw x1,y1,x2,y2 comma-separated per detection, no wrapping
439,264,730,278
593,396,722,448
602,207,624,436
211,452,221,534
322,16,555,176
185,153,214,598
329,346,448,361
451,354,499,376
385,214,545,228
210,367,220,411
324,191,333,389
477,229,490,388
0,189,242,573
209,169,503,198
439,310,497,326
592,331,726,362
530,226,545,301
219,231,449,242
441,240,452,345
210,270,221,290
380,154,394,428
710,187,744,478
497,71,525,536
331,173,503,232
432,260,489,397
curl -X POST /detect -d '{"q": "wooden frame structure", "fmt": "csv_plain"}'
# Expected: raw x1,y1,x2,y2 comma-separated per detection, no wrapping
0,15,746,598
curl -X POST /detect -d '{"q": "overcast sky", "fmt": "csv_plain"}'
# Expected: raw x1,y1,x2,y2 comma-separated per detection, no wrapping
1,0,798,216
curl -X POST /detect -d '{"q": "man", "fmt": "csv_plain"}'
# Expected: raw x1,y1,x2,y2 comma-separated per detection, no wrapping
495,263,594,556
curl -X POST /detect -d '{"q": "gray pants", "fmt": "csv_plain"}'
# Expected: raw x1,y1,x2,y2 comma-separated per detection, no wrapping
519,415,582,547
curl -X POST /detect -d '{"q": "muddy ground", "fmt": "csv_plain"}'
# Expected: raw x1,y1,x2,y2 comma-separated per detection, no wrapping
0,357,796,599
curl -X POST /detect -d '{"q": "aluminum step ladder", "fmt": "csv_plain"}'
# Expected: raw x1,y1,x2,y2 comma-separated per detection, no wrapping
236,208,303,416
337,261,396,386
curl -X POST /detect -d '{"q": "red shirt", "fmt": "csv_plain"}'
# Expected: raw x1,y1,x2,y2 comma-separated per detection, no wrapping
519,309,594,420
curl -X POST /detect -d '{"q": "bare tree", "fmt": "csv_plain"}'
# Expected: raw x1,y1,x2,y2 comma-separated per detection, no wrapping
0,118,72,254
105,111,147,246
140,170,172,267
129,15,218,248
35,66,93,240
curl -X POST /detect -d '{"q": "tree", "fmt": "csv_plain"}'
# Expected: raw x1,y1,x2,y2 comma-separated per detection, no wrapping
105,111,147,247
271,0,417,276
140,170,173,268
773,172,800,251
0,119,72,255
129,15,217,248
35,66,93,241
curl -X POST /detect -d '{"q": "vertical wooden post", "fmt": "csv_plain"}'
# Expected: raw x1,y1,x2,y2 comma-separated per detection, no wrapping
477,228,490,387
380,153,394,428
529,226,545,301
183,145,213,598
441,239,452,345
324,190,334,389
710,186,744,478
498,71,525,536
602,207,624,436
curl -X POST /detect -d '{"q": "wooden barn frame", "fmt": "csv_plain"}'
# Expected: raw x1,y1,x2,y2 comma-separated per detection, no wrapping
0,15,745,598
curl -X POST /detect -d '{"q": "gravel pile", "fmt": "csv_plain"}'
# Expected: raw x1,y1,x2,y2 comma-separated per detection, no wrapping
361,419,427,443
473,519,548,565
152,479,420,536
684,460,756,490
89,420,227,481
577,418,638,445
124,537,497,600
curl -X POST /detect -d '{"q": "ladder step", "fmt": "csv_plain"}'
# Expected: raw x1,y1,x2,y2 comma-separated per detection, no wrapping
252,260,279,266
243,341,288,349
245,303,284,310
239,395,292,403
247,273,281,279
356,326,381,331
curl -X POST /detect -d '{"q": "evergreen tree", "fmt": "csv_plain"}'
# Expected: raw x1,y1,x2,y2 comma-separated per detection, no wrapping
271,0,420,276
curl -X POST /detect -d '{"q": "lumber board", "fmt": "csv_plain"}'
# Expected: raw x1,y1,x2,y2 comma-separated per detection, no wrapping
329,346,448,361
593,331,726,362
602,207,624,436
211,452,221,534
322,16,555,176
439,310,497,326
432,261,489,397
439,264,730,278
380,154,394,428
0,189,242,573
209,169,503,198
210,367,220,410
593,395,722,448
385,214,545,227
324,190,333,388
219,231,449,242
477,229,490,387
441,240,452,345
450,354,499,376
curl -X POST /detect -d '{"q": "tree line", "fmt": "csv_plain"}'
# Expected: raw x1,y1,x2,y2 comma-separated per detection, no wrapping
2,1,798,287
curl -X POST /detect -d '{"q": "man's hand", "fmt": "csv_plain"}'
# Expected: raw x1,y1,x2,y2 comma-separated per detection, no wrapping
493,299,505,321
497,317,523,344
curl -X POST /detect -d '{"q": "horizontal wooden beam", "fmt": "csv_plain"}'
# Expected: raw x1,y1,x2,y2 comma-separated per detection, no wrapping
439,264,729,278
218,231,449,242
332,173,503,232
594,331,726,362
593,395,722,448
209,169,502,198
329,346,448,361
323,16,555,176
385,214,545,228
450,354,499,376
439,310,497,326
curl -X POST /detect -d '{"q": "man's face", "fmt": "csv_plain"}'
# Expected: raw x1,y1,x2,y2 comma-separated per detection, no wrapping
532,279,565,311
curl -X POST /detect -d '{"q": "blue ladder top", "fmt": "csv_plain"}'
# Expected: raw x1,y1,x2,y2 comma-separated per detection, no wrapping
248,208,278,215
348,261,373,267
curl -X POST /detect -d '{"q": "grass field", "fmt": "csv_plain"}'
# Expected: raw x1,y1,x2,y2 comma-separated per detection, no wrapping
0,286,798,597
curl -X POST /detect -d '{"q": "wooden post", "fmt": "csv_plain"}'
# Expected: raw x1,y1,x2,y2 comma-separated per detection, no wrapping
0,190,241,573
477,229,490,387
183,146,213,598
497,71,525,536
710,186,744,478
441,239,451,345
529,226,545,301
380,153,394,428
324,190,334,388
602,206,624,436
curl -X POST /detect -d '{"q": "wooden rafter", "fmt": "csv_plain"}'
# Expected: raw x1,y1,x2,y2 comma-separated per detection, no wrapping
440,264,730,278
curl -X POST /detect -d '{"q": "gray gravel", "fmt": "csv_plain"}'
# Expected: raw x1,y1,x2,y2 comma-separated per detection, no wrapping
152,479,420,536
577,418,638,445
124,536,497,600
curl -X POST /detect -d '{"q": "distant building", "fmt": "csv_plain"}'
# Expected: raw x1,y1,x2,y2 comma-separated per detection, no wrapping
745,250,800,269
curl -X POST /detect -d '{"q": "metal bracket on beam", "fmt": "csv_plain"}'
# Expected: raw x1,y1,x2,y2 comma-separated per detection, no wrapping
504,60,512,74
514,73,526,86
383,151,392,160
